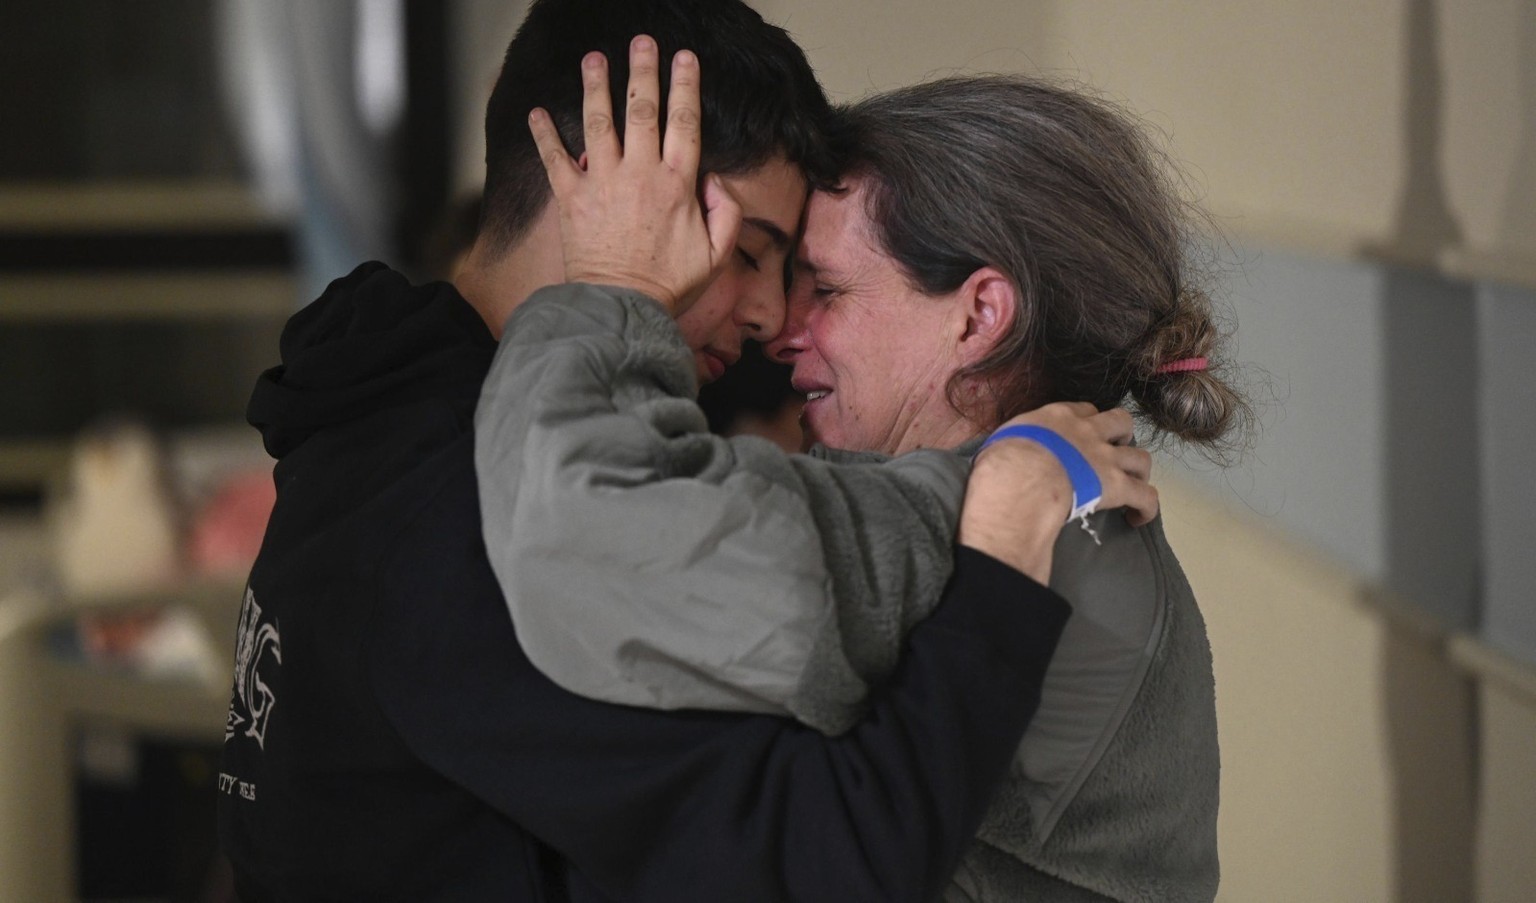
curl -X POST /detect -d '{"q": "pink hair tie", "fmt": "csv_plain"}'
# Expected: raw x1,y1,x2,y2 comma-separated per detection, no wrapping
1155,357,1208,374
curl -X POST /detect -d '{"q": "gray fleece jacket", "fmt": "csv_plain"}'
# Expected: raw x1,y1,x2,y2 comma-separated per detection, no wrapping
475,285,1219,902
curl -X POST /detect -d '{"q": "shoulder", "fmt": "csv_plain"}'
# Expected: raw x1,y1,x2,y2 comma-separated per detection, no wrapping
1006,512,1173,838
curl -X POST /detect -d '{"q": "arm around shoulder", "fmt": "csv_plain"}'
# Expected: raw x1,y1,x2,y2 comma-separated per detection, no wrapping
476,284,966,731
370,505,1071,901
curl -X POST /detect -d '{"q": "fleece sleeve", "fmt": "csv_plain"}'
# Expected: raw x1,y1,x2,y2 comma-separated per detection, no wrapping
475,283,969,734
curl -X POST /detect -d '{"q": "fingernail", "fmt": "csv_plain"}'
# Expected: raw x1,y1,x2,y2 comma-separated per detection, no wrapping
529,108,546,124
633,34,655,52
583,51,604,70
674,49,696,67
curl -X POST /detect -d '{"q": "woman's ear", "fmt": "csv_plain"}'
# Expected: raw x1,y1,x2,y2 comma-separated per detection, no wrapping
957,266,1018,365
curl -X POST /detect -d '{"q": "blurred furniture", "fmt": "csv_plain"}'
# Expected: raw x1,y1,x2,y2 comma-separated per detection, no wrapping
0,514,241,901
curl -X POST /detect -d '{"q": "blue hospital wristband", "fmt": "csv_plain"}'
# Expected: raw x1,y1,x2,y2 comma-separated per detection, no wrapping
976,424,1104,535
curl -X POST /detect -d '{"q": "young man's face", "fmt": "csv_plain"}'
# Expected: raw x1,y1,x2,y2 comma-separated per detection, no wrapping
674,156,807,386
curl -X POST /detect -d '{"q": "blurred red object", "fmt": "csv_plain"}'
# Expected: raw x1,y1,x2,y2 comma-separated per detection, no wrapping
78,609,162,659
187,471,276,576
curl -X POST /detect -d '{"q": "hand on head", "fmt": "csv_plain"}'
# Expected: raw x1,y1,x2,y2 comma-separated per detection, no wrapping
527,35,741,314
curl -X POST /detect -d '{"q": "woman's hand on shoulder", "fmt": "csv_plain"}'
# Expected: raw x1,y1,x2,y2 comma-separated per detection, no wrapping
992,403,1158,526
959,403,1157,584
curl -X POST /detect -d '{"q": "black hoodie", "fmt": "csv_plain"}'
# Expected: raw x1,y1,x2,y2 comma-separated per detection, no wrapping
217,262,1070,902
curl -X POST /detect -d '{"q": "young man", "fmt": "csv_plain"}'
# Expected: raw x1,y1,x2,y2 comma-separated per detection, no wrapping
218,2,1079,899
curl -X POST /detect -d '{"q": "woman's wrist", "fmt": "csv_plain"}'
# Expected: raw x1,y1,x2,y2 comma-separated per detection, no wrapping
958,441,1071,584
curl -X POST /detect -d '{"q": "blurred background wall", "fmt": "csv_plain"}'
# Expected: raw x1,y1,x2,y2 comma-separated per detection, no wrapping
1,0,1532,900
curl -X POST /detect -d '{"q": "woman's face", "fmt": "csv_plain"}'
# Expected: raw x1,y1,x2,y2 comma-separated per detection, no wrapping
766,178,978,456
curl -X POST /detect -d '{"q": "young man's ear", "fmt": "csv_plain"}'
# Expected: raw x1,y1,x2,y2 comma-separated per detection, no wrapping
956,266,1018,365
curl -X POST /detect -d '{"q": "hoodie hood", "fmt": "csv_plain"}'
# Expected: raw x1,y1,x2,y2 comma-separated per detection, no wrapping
249,262,496,459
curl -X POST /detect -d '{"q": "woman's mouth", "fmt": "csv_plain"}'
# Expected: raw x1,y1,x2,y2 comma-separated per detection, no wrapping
797,387,831,443
798,386,832,422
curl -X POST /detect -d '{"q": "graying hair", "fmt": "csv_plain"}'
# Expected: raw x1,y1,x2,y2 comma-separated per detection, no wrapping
837,75,1249,453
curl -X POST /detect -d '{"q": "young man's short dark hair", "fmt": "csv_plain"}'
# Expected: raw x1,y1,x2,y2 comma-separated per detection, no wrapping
480,0,840,252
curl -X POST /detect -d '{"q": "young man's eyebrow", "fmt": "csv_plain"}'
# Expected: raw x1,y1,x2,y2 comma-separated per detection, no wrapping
742,217,793,251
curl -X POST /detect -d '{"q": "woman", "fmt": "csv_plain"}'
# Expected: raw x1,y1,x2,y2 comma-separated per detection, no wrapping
769,77,1244,902
478,60,1244,902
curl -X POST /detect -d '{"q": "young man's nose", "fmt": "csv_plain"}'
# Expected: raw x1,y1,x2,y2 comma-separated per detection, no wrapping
736,283,786,341
765,297,807,362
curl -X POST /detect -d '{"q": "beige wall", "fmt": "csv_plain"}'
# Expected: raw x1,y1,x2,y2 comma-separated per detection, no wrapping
1158,479,1394,901
1162,475,1536,902
1473,680,1536,902
751,0,1053,100
758,0,1534,281
1159,479,1454,902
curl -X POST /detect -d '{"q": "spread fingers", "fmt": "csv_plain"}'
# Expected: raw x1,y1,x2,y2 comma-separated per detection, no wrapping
580,51,620,170
528,108,581,193
624,35,662,161
662,49,701,176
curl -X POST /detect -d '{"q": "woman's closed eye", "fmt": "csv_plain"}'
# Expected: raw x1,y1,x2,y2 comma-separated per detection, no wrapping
736,247,761,271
